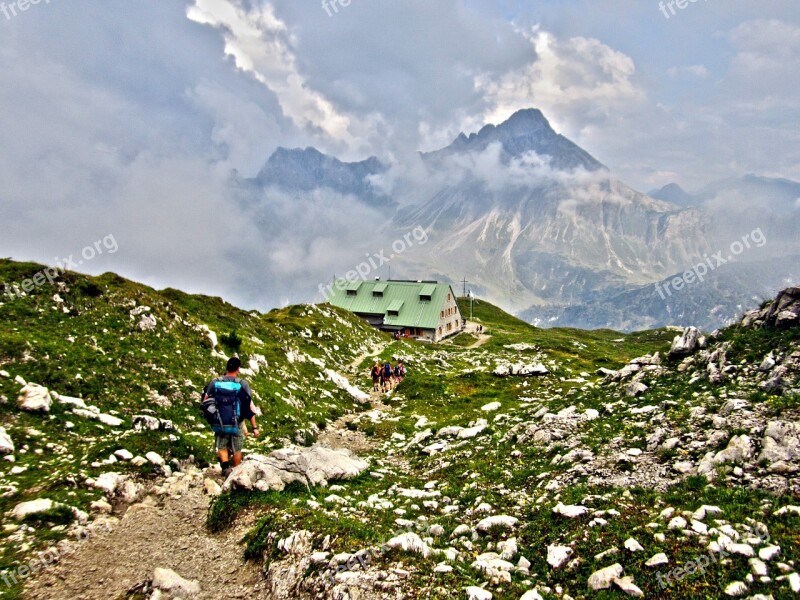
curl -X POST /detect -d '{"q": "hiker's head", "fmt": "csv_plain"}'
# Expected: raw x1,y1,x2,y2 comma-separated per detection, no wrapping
226,357,241,374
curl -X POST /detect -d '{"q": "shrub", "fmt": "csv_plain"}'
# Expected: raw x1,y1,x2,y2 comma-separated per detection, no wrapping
220,329,242,352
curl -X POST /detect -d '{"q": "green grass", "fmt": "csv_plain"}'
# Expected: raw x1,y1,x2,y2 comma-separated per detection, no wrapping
2,259,797,600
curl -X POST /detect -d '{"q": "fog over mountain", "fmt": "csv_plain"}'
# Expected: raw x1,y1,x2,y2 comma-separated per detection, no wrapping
234,108,800,331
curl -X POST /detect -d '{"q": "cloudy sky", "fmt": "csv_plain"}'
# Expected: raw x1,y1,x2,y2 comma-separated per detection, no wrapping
0,0,797,306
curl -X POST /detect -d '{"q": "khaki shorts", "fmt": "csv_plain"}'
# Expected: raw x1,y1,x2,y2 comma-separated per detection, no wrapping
214,432,243,454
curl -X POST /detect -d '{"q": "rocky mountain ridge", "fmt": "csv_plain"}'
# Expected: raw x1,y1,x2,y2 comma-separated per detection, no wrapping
241,108,799,330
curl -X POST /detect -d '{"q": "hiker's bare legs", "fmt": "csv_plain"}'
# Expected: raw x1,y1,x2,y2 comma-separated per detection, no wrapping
218,448,229,464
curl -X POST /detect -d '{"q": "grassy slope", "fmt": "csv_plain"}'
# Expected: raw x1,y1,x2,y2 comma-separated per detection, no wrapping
0,259,387,593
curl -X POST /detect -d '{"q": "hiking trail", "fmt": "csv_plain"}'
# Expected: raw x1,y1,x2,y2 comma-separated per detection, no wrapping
23,467,266,600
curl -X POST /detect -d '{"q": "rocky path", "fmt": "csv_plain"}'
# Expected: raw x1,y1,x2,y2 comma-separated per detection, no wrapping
23,467,266,600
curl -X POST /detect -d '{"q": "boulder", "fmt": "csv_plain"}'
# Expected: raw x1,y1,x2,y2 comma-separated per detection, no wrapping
11,498,56,520
223,446,368,492
458,420,488,439
17,384,52,412
137,314,157,331
624,538,644,553
92,472,127,496
553,503,588,518
763,286,800,328
97,413,124,427
546,545,573,569
587,563,624,590
758,421,800,467
385,533,434,558
476,515,518,533
0,427,14,455
471,552,514,584
626,382,649,397
114,449,134,461
614,576,644,597
466,587,492,600
645,553,669,567
668,327,700,359
493,363,549,377
152,567,200,597
145,452,166,467
714,435,754,465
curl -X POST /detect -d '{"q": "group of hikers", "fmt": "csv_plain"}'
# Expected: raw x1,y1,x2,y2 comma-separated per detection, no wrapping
370,360,406,393
201,355,409,476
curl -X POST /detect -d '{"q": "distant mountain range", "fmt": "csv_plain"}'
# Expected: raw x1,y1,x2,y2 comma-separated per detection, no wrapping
242,108,800,331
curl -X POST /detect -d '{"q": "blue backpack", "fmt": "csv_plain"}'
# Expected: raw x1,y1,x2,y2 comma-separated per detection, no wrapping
202,378,242,435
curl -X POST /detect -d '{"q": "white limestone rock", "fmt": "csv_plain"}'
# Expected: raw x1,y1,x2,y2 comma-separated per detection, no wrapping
723,581,748,596
385,533,433,558
624,538,644,553
11,498,56,520
546,545,573,569
465,587,492,600
553,503,588,518
476,515,518,533
587,563,624,590
645,553,669,567
17,384,52,412
152,567,201,597
0,428,14,455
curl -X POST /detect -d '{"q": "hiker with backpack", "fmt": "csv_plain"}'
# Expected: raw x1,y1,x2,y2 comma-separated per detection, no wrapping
394,361,406,383
370,362,381,392
201,357,259,477
382,361,394,392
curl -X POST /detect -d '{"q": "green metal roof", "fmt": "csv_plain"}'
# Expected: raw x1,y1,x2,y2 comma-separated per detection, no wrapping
373,283,388,294
387,299,404,312
419,284,437,297
326,280,458,329
345,280,362,292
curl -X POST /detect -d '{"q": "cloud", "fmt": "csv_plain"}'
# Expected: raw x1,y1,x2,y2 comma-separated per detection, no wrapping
477,29,646,136
667,65,710,79
729,19,800,82
187,0,354,146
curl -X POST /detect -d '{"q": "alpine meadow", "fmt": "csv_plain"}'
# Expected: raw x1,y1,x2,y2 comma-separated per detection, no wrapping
0,2,799,600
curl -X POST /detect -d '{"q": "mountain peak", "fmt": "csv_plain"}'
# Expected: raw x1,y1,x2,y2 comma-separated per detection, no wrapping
495,108,552,134
254,146,389,204
426,107,605,172
648,182,701,207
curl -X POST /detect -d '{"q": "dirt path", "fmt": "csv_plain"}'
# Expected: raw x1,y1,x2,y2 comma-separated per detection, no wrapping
23,468,267,600
346,342,388,373
467,334,492,349
462,321,491,349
